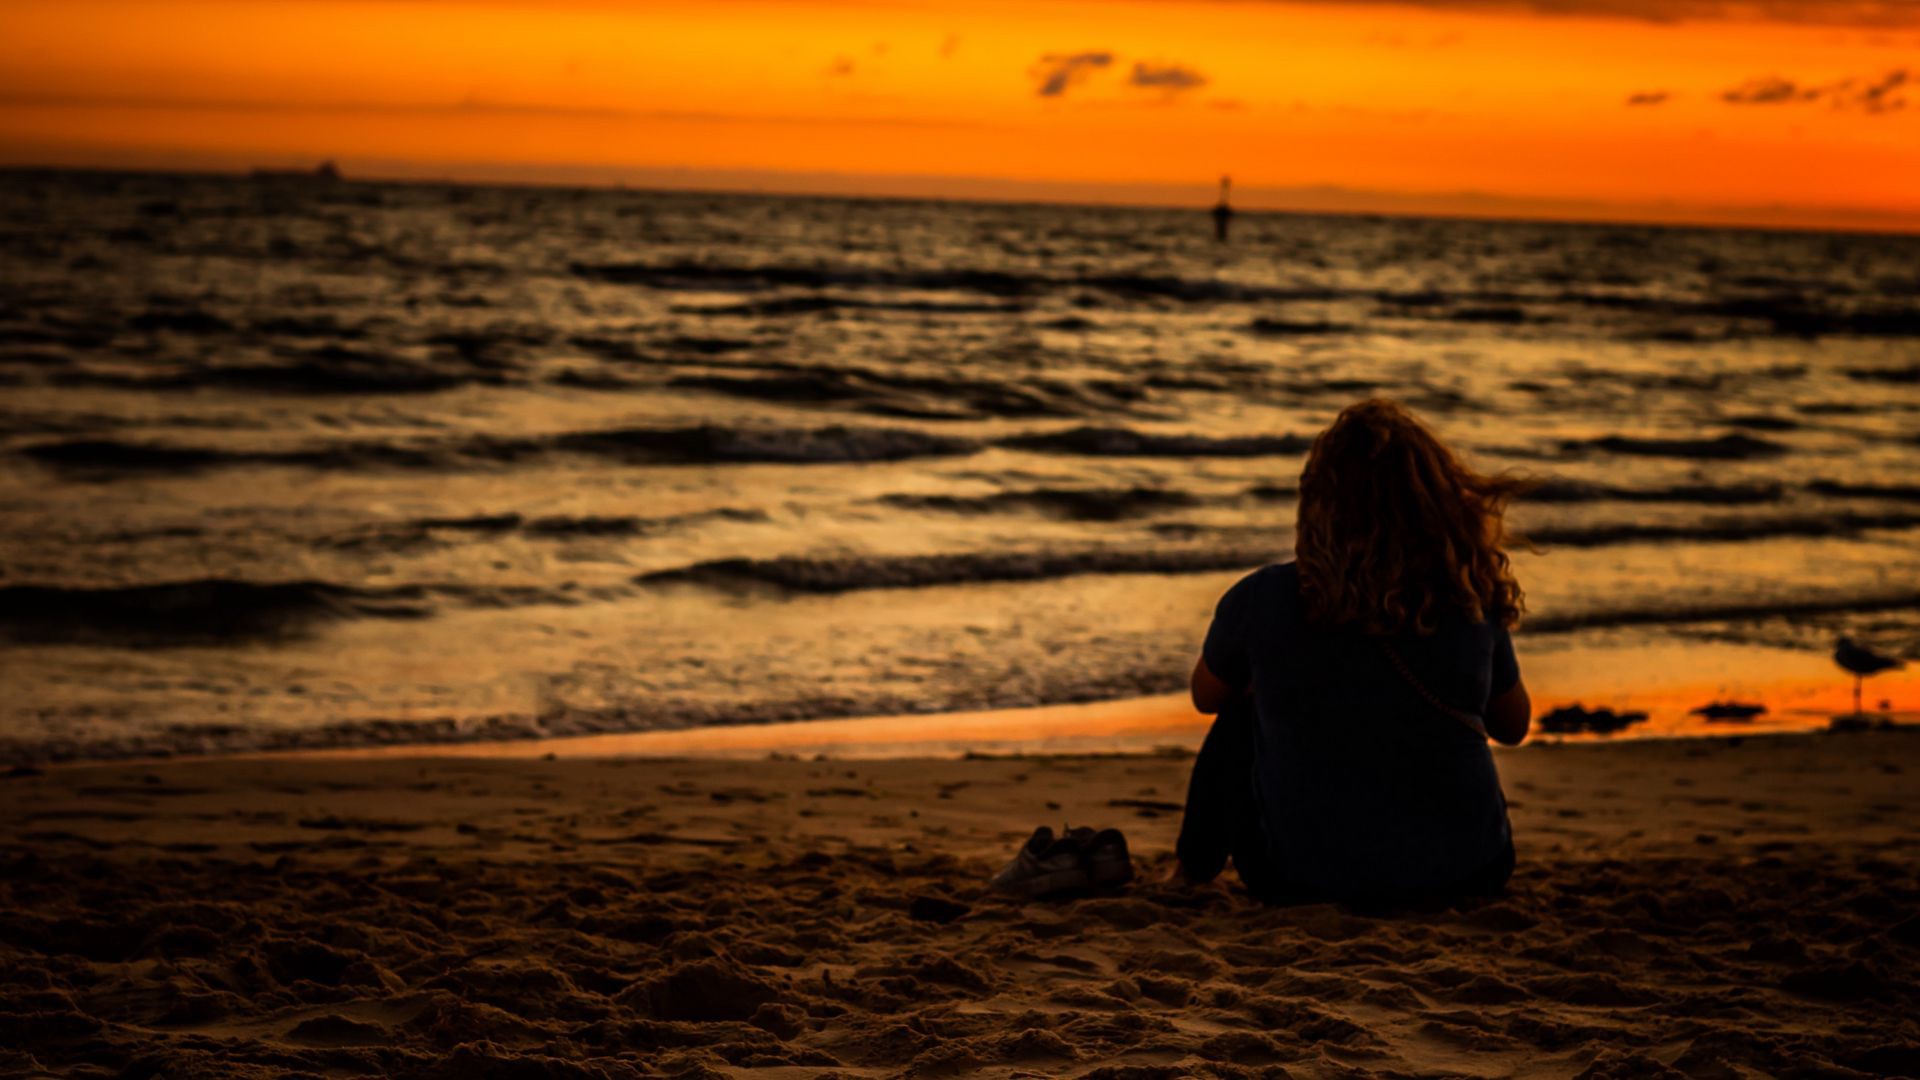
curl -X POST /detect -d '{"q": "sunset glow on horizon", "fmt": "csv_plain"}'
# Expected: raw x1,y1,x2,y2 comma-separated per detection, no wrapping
3,0,1919,230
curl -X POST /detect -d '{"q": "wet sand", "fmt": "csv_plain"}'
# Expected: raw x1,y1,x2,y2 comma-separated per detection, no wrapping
3,729,1918,1078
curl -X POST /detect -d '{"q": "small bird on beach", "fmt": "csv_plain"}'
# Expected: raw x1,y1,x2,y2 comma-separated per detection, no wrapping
1834,636,1905,717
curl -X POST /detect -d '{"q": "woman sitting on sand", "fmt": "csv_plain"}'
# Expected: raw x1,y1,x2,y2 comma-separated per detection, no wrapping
1177,398,1531,904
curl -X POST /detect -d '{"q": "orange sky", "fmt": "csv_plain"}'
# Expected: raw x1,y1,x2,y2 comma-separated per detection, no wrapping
2,0,1918,230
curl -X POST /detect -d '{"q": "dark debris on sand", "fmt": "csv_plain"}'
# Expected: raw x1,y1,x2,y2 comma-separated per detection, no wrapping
1537,705,1651,736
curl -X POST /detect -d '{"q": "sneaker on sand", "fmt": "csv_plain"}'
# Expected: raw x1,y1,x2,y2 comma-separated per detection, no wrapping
990,825,1134,898
990,826,1091,898
1081,827,1134,888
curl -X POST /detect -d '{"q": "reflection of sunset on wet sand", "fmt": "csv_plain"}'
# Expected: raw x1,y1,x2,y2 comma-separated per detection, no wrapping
179,638,1920,766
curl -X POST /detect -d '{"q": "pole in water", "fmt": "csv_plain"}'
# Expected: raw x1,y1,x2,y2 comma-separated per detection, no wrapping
1211,175,1234,243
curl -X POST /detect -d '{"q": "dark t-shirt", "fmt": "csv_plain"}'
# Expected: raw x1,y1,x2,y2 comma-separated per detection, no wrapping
1202,563,1518,899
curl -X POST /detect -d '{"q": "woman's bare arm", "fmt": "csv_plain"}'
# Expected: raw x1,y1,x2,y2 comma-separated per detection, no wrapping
1190,657,1243,715
1484,678,1531,746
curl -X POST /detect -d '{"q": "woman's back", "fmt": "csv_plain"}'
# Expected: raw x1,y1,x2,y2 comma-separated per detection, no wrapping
1177,398,1528,904
1203,563,1516,900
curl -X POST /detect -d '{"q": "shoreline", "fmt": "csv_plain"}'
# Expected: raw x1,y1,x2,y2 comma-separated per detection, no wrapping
50,693,1913,774
15,636,1916,769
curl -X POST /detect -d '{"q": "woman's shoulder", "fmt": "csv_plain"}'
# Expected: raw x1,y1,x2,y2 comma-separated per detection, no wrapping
1216,562,1301,620
1227,561,1298,596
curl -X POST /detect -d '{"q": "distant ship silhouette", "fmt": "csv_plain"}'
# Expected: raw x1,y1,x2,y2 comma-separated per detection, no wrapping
250,160,342,182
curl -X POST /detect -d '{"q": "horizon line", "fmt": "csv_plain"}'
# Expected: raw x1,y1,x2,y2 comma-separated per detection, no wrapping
7,155,1920,239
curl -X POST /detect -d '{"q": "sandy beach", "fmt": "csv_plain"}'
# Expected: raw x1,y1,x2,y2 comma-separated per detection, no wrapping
4,727,1917,1078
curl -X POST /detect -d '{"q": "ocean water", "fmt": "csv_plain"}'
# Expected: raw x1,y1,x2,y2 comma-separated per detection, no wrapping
3,168,1918,761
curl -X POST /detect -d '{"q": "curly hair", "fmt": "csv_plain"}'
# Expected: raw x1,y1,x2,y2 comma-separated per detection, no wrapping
1294,399,1525,634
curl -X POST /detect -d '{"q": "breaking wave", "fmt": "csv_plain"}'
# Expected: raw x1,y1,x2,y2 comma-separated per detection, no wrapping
566,260,1920,341
1526,479,1785,505
319,507,769,552
19,423,1337,476
1809,480,1920,503
878,487,1208,522
0,580,433,644
1527,589,1920,635
670,367,1146,420
1528,511,1920,549
0,578,626,645
19,424,981,476
1560,433,1789,461
636,546,1281,593
998,427,1314,458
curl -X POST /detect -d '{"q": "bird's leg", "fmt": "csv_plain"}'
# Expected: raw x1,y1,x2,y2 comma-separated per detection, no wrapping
1854,674,1864,717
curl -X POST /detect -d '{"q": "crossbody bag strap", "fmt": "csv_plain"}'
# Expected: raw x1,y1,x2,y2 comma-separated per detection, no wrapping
1376,639,1490,739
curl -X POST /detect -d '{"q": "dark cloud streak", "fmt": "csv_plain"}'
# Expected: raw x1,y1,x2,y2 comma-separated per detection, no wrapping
1128,62,1209,93
1722,75,1814,104
1238,0,1920,27
285,1,1920,30
1721,68,1911,112
364,1,1920,28
1030,52,1114,97
1854,68,1913,111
